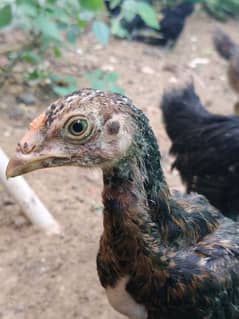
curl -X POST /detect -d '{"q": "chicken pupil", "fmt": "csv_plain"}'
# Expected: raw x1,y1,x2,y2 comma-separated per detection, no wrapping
71,120,84,134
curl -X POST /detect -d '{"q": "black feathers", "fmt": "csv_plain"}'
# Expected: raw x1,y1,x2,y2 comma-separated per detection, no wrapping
161,84,239,219
155,2,194,46
105,1,194,46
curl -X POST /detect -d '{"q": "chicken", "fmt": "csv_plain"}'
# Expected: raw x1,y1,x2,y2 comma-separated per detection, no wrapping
213,29,239,114
105,0,194,46
6,89,239,319
161,83,239,220
152,1,194,46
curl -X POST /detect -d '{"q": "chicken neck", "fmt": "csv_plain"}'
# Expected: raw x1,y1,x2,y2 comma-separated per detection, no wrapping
99,110,172,279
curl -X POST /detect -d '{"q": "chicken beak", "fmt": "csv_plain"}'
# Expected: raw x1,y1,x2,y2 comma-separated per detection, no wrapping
6,112,76,178
6,156,46,178
6,153,73,178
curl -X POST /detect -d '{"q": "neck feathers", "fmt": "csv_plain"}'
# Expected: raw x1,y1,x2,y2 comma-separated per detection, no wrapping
102,107,170,234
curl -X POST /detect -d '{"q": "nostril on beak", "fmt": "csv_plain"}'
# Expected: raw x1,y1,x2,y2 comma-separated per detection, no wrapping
17,142,36,154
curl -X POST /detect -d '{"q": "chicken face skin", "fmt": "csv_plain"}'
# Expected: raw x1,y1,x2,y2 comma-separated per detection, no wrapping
6,90,134,177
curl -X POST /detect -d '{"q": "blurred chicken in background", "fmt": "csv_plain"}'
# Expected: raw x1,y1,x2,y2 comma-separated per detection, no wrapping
161,84,239,220
105,0,194,47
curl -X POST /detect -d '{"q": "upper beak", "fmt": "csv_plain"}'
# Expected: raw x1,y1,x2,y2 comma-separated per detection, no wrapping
6,156,49,178
6,111,77,178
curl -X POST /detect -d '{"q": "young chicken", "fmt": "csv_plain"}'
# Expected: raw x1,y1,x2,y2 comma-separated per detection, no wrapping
213,29,239,114
7,89,239,319
161,83,239,220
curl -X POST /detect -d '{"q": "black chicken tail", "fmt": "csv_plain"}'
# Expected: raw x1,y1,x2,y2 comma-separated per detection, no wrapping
213,29,238,60
160,83,208,142
160,84,217,198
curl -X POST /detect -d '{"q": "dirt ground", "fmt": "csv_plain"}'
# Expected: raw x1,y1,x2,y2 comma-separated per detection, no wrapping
0,8,239,319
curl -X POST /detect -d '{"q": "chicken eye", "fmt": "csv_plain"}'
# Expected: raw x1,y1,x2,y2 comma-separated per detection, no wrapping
69,119,87,136
64,117,92,140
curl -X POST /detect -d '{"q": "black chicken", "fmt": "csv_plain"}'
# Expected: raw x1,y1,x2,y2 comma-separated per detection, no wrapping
105,0,194,46
161,83,239,219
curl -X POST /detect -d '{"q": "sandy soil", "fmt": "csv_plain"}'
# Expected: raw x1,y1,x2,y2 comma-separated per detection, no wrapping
0,8,239,319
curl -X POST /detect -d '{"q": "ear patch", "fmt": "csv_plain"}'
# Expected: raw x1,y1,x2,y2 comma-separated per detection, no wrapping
107,121,120,135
